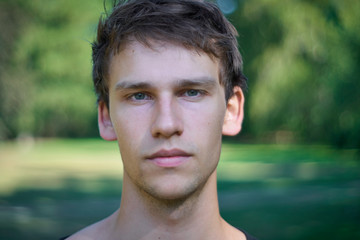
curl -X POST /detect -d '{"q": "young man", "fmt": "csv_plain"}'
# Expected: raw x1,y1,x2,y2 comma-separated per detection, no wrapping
65,0,255,239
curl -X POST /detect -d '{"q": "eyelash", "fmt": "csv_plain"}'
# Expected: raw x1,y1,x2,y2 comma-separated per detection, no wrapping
126,89,207,102
127,92,152,101
181,89,206,97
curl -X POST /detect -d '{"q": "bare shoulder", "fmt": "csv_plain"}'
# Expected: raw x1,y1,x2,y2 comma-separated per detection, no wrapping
65,232,92,240
229,224,257,240
65,224,98,240
222,219,247,240
230,225,247,240
65,215,114,240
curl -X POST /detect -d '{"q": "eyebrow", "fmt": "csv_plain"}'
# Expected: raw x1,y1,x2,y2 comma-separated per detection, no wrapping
114,77,218,91
176,77,218,89
115,81,153,91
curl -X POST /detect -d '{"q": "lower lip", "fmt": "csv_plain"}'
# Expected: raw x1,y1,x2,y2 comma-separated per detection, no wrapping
150,156,190,167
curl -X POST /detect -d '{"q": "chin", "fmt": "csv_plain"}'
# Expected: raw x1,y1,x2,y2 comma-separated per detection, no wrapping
144,179,201,202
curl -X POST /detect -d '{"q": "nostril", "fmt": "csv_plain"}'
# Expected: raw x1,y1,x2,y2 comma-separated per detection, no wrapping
151,108,183,138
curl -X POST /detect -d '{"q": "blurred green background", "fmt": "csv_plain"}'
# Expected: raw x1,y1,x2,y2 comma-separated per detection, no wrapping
0,0,359,239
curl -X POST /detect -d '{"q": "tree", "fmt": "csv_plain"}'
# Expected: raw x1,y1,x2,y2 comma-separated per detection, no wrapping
230,0,360,148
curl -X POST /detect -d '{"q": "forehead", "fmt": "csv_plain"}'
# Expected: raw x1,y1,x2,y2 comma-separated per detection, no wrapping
108,41,220,87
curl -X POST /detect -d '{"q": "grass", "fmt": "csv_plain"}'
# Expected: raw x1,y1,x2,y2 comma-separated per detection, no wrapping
0,138,359,240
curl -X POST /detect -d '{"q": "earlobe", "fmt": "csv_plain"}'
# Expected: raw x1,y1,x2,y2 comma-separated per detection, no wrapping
222,87,245,136
98,101,117,141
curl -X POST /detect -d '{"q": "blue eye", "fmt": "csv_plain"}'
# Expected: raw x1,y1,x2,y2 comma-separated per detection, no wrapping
185,89,200,97
132,92,147,100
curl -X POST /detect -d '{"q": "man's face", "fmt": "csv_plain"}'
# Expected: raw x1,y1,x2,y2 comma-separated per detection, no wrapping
104,41,228,200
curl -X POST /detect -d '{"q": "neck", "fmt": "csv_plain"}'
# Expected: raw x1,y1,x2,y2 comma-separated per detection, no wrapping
111,170,226,240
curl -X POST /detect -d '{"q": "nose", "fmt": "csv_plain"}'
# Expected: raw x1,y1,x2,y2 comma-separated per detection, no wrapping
151,97,183,138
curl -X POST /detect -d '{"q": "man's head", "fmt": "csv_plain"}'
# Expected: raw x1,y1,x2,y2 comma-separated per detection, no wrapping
94,0,246,201
92,0,247,108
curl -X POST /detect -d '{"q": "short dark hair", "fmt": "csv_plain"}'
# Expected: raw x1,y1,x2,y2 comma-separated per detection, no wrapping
92,0,247,107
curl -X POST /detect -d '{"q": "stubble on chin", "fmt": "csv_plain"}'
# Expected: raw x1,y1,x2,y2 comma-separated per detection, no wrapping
134,168,217,220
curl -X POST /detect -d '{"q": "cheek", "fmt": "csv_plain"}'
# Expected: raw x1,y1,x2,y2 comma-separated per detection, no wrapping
187,100,226,145
200,97,226,127
111,107,150,152
111,112,146,175
111,103,149,133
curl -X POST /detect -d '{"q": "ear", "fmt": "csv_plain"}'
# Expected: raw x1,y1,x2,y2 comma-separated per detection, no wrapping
222,86,245,136
98,101,117,141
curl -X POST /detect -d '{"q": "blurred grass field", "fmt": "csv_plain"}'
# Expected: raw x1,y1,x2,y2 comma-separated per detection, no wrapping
0,139,359,240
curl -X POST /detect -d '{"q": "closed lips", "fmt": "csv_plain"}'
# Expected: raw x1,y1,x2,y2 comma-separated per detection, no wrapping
147,149,192,159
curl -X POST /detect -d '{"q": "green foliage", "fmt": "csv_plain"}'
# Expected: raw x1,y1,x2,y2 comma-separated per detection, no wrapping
0,0,103,138
230,0,360,148
0,0,359,148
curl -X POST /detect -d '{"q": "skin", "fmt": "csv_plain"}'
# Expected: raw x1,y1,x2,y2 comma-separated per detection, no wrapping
67,41,245,240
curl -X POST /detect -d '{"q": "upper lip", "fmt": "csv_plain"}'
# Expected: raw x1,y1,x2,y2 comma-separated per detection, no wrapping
147,149,192,159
